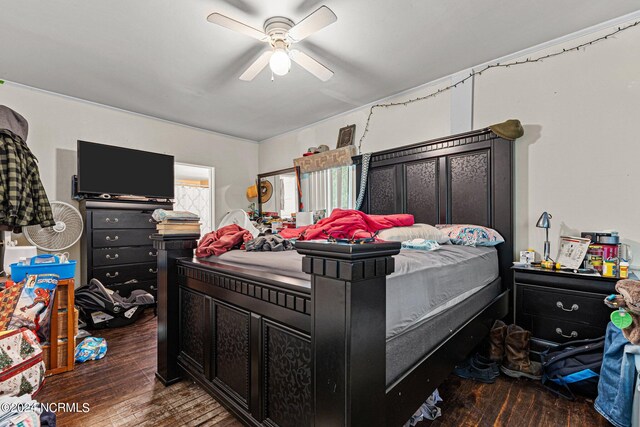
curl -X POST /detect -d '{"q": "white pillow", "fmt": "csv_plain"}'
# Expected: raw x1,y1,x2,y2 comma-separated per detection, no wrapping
378,224,450,244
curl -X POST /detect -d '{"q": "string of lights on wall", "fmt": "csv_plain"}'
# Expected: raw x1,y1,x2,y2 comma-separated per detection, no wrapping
357,20,640,153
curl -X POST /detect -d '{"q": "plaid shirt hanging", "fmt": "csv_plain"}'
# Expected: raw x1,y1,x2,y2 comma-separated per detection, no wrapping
0,130,55,232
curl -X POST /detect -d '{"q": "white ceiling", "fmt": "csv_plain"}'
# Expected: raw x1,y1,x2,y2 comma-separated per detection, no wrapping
1,1,638,141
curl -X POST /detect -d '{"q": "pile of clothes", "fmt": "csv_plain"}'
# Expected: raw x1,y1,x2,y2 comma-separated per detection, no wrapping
278,208,413,240
596,279,640,427
604,279,640,344
196,209,415,257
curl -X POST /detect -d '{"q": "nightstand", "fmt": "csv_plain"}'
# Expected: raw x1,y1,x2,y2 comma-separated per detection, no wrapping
513,266,618,360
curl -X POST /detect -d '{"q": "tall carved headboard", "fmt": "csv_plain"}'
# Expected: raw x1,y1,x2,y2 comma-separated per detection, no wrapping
356,128,514,284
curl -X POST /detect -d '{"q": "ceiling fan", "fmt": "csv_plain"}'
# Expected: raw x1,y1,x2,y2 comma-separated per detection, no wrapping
207,5,337,82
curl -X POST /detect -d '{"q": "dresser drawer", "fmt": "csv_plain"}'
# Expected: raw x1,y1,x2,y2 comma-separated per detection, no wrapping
92,229,155,248
92,262,158,285
92,210,156,229
93,247,158,267
520,285,610,326
530,316,605,343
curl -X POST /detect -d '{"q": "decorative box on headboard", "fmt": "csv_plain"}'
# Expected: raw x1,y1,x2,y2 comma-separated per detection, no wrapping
294,145,357,174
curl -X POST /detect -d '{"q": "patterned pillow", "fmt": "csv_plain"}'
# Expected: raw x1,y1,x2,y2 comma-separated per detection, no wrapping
0,283,24,331
436,224,504,247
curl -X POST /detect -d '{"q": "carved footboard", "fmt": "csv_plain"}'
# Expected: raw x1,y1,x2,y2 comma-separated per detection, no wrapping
154,235,401,427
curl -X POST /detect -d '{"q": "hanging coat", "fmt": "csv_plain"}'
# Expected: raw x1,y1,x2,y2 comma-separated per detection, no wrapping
0,105,55,232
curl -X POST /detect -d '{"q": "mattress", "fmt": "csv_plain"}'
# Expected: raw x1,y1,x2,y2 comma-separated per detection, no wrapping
385,279,502,385
208,245,498,339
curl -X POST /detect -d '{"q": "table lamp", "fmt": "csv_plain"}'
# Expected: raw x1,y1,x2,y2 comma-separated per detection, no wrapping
536,211,552,260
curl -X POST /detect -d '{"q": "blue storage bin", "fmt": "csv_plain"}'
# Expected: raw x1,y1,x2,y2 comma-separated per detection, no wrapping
11,254,76,282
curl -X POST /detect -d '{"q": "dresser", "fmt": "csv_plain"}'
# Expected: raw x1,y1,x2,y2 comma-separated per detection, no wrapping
80,199,172,298
513,267,618,360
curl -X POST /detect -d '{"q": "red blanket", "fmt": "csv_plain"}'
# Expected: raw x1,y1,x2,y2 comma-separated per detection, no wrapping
279,209,414,241
196,224,253,257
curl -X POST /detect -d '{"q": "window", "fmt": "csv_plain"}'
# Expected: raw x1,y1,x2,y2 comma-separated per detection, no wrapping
300,165,355,214
173,163,215,235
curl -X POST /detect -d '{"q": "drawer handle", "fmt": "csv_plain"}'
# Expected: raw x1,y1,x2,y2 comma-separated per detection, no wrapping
106,217,119,223
555,328,578,339
106,254,119,260
106,235,119,241
149,218,155,223
150,285,157,290
149,251,157,257
556,301,579,312
148,235,153,240
106,272,119,278
149,268,158,274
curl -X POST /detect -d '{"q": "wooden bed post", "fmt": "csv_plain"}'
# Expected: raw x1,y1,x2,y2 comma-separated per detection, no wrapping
296,241,401,427
152,234,199,386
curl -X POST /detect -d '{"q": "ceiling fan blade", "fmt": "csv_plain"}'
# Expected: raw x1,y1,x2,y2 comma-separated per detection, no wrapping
290,49,333,81
207,13,268,41
288,6,337,42
239,51,272,81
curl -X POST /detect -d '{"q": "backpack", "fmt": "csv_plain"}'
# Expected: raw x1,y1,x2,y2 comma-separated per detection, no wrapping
541,336,605,400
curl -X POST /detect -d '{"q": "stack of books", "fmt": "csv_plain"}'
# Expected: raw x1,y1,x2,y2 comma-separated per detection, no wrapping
155,211,201,235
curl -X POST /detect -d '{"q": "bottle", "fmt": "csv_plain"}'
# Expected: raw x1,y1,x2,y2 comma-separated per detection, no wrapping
619,260,629,279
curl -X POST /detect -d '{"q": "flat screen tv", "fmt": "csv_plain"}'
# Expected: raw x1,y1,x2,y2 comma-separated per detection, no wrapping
77,141,174,199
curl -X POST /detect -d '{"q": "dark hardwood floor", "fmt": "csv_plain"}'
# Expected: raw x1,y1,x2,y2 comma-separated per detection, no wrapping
420,375,607,427
37,311,241,427
37,311,608,426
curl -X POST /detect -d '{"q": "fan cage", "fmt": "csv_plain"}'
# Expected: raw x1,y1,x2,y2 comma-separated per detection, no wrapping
23,201,83,252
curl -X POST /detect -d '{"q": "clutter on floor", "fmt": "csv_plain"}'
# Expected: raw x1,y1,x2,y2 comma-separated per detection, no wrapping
0,328,45,398
453,353,500,384
74,337,107,363
7,273,58,342
403,389,443,426
541,336,604,400
487,320,542,380
0,395,56,427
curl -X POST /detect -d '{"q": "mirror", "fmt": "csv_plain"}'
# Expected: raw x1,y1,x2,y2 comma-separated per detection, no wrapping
257,168,298,220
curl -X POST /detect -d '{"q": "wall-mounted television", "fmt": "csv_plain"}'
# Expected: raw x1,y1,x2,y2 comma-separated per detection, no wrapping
77,141,175,199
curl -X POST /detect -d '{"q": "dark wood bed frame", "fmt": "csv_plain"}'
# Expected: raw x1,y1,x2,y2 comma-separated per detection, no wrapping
153,128,514,426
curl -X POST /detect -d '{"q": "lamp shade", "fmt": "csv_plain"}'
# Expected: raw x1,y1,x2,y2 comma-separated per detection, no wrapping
536,212,552,229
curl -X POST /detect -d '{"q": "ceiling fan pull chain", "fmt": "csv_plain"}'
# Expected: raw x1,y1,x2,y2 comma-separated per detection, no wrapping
271,71,275,82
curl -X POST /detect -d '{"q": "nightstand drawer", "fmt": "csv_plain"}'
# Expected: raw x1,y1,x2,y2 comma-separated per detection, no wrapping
520,286,609,325
531,316,604,343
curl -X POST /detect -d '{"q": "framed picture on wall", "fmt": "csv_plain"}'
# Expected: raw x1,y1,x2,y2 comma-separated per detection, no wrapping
336,124,356,149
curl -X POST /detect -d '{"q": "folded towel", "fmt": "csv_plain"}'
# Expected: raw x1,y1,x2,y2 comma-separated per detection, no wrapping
401,239,441,251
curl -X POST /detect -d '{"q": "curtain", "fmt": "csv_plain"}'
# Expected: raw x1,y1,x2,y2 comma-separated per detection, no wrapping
301,165,355,214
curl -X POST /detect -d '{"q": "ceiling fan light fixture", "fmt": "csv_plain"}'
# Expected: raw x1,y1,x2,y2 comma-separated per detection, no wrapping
269,48,291,76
